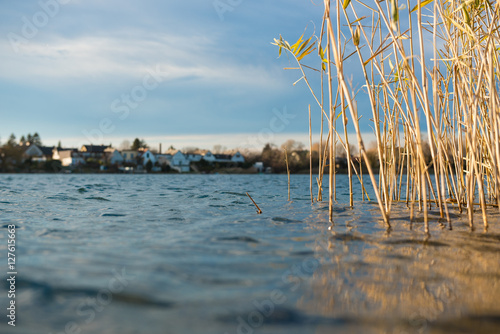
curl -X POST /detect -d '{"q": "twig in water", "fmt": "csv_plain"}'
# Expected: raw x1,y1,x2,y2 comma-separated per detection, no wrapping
246,192,262,214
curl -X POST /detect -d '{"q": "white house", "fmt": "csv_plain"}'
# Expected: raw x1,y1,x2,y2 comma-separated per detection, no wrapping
121,150,138,163
157,150,190,172
108,150,124,165
231,151,245,163
254,162,264,173
24,145,55,162
54,149,85,167
141,150,157,166
156,153,172,166
201,151,216,162
185,153,202,162
169,150,190,172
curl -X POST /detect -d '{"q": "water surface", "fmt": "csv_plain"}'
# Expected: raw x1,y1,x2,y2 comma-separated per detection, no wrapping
0,174,499,334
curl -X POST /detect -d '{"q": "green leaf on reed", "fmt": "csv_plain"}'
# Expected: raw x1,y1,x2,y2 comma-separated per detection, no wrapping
296,35,313,55
319,45,327,71
353,26,361,46
411,0,435,13
351,16,368,25
271,37,283,57
462,7,471,26
297,42,316,61
343,0,351,10
390,0,399,31
335,111,343,121
291,33,304,54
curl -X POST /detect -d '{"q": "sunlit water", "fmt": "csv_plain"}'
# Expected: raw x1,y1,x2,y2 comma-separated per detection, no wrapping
0,174,499,334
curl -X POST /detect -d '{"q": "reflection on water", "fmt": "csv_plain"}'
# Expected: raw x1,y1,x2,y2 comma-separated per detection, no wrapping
0,174,499,334
301,203,500,333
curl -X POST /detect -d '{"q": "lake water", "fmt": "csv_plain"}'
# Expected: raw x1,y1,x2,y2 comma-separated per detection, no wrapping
1,174,499,334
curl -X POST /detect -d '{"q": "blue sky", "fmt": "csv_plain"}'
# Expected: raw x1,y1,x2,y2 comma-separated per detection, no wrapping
0,0,373,151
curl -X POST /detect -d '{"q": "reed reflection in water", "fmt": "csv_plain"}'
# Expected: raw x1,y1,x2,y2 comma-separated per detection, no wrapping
300,202,500,333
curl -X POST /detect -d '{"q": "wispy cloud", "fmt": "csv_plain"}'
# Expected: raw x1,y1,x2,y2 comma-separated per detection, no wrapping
0,32,283,90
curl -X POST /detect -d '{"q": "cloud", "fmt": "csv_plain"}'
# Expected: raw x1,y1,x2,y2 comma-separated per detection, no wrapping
0,31,284,90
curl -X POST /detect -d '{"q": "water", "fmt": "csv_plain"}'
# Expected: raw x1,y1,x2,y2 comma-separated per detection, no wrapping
0,174,499,334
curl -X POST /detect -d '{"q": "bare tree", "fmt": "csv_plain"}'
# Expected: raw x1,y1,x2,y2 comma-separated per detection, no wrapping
280,139,304,152
213,145,226,154
119,140,131,150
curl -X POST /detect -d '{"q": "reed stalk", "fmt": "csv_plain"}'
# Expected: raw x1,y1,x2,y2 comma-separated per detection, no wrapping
309,105,314,204
273,0,499,231
284,148,291,201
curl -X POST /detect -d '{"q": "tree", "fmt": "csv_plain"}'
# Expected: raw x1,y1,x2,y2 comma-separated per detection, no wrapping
31,132,42,146
131,138,147,150
119,140,131,150
280,139,304,152
19,135,26,146
7,134,16,147
183,146,199,154
2,134,24,169
213,144,226,154
57,141,62,149
23,133,41,146
145,159,153,172
261,143,286,173
336,143,358,159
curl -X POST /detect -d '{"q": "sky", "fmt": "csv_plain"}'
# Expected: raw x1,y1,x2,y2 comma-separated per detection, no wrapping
0,0,378,152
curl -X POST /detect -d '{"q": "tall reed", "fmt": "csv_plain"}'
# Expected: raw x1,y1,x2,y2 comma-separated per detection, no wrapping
274,0,500,231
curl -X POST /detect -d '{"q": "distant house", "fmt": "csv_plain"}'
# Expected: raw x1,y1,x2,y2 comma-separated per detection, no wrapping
24,145,55,162
141,150,157,166
156,153,172,166
159,150,190,172
108,150,124,165
201,151,216,162
121,150,139,163
198,150,245,164
53,149,85,167
170,151,190,172
185,153,202,162
53,147,74,160
80,145,111,159
231,151,245,163
214,154,231,162
254,162,264,173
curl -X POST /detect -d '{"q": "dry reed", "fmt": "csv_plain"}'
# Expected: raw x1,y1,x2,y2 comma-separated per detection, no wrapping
273,0,500,231
284,148,291,201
